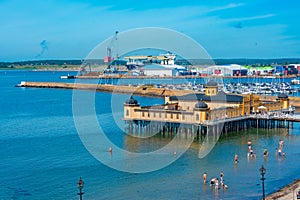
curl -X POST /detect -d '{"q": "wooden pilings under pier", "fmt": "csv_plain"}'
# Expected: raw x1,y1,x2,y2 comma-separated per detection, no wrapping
124,115,299,141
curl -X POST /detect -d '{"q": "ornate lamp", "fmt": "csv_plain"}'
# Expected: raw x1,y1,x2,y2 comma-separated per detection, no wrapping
77,177,84,200
259,165,266,200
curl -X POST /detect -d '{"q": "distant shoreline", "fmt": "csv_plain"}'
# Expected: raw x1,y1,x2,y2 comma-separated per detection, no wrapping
0,66,80,71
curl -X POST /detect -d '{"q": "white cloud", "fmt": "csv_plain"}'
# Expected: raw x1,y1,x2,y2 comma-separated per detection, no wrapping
206,3,244,13
222,14,276,23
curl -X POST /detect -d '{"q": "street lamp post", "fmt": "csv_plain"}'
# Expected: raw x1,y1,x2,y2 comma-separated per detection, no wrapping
260,165,266,200
77,177,84,200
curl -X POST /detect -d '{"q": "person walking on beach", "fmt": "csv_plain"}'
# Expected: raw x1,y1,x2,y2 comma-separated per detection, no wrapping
203,172,207,184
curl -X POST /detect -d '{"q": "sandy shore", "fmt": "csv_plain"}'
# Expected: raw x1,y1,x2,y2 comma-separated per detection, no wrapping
266,178,300,200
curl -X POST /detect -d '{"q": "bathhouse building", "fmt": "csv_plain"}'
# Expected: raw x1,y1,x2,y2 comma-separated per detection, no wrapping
123,80,290,136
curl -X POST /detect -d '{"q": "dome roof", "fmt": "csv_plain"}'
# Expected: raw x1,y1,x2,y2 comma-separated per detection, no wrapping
195,101,208,109
125,96,139,105
278,93,288,99
206,80,218,87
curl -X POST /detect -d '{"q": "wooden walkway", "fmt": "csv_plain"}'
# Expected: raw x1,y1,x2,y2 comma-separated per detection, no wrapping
201,114,300,126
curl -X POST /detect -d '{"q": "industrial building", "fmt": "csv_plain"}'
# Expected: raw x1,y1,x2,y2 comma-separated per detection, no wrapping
139,64,186,77
201,64,248,76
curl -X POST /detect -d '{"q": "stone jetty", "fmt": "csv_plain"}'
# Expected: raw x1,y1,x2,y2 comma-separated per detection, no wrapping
17,81,193,97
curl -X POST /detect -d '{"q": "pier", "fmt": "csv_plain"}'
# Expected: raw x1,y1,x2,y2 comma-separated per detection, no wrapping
124,113,300,141
123,80,299,140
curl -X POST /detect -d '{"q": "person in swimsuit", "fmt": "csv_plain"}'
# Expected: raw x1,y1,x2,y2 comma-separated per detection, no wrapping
263,149,268,157
222,184,228,190
234,153,238,163
278,148,282,156
249,149,257,158
214,178,219,190
247,140,252,151
210,178,216,186
279,139,284,150
220,171,224,186
203,172,207,184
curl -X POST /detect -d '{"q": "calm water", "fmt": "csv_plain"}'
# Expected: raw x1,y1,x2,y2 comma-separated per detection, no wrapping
1,70,300,200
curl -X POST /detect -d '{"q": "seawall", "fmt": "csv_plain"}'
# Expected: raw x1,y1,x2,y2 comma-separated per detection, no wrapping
18,81,193,97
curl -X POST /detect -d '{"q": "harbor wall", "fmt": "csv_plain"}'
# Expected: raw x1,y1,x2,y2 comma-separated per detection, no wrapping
18,82,300,108
19,82,193,97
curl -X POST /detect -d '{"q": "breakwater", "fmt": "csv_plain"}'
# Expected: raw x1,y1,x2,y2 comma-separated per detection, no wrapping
17,81,193,97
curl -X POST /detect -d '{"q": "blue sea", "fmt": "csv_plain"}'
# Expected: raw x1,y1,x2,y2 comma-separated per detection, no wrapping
1,70,300,200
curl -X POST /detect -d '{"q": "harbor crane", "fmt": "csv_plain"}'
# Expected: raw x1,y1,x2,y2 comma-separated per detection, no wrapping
78,31,119,75
104,31,119,68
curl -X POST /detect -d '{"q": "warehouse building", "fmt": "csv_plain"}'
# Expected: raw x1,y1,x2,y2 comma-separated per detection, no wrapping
201,64,248,76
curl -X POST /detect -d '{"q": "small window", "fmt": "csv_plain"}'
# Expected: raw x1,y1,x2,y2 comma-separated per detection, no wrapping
142,112,144,117
196,114,199,121
182,114,185,120
176,114,179,119
148,112,150,117
126,109,129,116
171,114,173,119
159,113,161,118
154,113,156,117
187,106,189,110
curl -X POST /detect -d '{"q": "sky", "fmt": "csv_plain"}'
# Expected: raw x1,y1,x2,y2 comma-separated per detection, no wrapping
0,0,300,61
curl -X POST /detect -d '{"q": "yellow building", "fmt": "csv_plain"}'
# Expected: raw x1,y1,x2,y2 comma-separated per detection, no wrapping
124,80,289,125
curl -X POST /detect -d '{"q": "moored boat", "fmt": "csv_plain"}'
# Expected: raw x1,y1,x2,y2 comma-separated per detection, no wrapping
291,78,300,85
60,74,75,79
